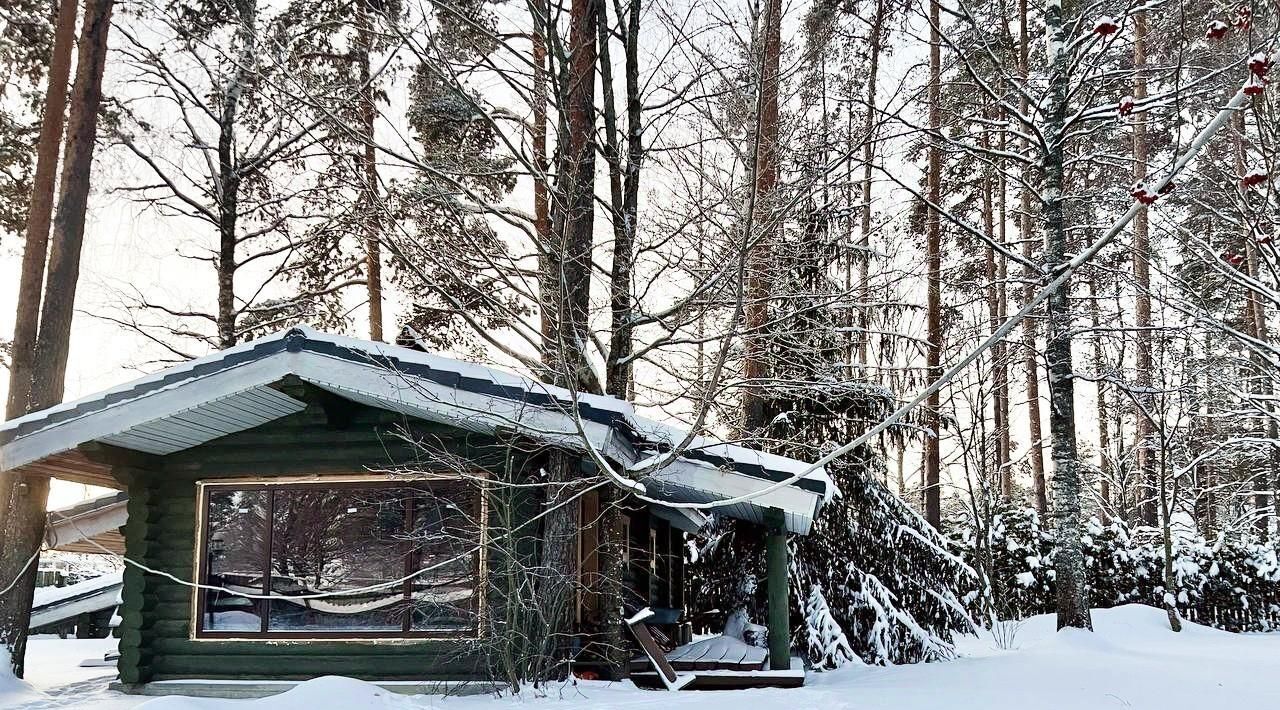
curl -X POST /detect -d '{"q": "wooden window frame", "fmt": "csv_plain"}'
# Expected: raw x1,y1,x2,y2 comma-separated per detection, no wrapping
191,475,485,641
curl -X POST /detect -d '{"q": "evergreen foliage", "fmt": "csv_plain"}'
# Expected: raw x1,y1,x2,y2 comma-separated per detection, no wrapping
689,184,977,670
952,504,1280,631
802,584,857,669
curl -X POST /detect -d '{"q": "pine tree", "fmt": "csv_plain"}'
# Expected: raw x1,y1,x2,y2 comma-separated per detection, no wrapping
0,0,115,676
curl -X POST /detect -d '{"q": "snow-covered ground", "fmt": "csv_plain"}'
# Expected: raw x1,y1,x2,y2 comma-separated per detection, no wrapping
2,605,1277,710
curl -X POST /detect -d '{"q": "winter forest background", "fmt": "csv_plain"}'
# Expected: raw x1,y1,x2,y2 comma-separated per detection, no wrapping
2,0,1280,675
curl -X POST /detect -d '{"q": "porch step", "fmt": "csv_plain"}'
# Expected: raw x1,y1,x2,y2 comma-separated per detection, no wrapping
630,657,806,690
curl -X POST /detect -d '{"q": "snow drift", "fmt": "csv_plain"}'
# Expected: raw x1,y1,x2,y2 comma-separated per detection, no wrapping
100,604,1280,710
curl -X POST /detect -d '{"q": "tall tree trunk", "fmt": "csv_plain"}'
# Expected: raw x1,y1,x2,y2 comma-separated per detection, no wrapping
1,0,115,677
1088,276,1113,522
996,97,1012,499
602,0,642,399
213,0,257,349
6,0,79,419
30,0,114,406
593,0,639,674
1246,237,1272,539
1132,10,1157,527
856,0,885,372
981,101,1008,500
742,0,782,434
923,0,942,529
1019,0,1048,516
1230,113,1270,539
1043,0,1091,632
531,4,553,354
538,0,598,676
357,0,383,341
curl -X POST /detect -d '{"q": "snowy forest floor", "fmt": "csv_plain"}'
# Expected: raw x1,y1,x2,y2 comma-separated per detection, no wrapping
2,605,1277,710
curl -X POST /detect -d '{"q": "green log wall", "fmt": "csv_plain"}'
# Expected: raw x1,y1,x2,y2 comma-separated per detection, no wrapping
113,380,537,685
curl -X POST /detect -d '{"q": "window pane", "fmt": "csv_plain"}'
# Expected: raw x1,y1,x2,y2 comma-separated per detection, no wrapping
408,486,478,632
202,489,268,632
267,487,413,632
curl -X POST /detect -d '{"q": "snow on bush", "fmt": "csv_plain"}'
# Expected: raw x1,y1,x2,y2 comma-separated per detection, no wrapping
952,503,1280,631
803,585,858,669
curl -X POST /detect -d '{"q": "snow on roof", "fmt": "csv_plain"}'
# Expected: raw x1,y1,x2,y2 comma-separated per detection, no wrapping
1,327,831,532
0,331,278,436
48,490,129,519
32,571,123,609
629,414,834,498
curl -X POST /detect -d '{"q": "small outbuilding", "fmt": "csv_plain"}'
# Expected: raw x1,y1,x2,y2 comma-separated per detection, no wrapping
0,327,830,693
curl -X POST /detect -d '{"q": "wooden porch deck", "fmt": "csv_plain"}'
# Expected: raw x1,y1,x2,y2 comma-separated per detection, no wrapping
628,635,805,690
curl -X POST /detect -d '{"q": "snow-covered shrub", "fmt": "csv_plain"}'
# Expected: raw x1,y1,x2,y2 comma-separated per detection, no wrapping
794,457,977,665
949,501,1054,620
953,506,1280,632
690,448,979,668
803,584,858,669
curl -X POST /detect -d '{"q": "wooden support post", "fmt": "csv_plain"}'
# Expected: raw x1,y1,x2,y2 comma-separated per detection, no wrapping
765,507,790,671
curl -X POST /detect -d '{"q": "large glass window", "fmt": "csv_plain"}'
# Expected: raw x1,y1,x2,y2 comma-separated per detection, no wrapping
196,480,480,638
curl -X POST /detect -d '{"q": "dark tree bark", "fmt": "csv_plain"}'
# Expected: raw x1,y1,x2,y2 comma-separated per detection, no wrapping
741,0,782,434
1088,276,1113,522
593,0,641,672
1132,10,1157,527
537,0,598,675
357,0,383,341
923,0,942,529
30,0,114,406
600,0,642,400
1043,0,1091,632
855,0,885,371
212,0,258,349
1019,0,1047,517
530,2,553,356
1,0,115,677
6,0,78,420
981,107,1009,498
995,87,1012,499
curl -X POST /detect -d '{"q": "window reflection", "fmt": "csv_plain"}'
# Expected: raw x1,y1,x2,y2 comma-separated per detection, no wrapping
202,489,268,631
268,487,410,632
409,489,476,631
198,482,479,637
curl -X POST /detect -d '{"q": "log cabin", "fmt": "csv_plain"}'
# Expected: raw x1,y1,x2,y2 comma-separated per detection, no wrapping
0,327,830,694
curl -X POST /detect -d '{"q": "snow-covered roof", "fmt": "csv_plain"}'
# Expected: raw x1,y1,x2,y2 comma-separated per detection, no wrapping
30,571,123,629
0,327,829,534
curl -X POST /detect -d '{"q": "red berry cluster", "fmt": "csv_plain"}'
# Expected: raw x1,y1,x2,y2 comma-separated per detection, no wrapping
1235,5,1251,31
1206,7,1252,39
1131,182,1175,205
1245,52,1272,96
1205,20,1230,40
1241,168,1269,189
1132,184,1158,205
